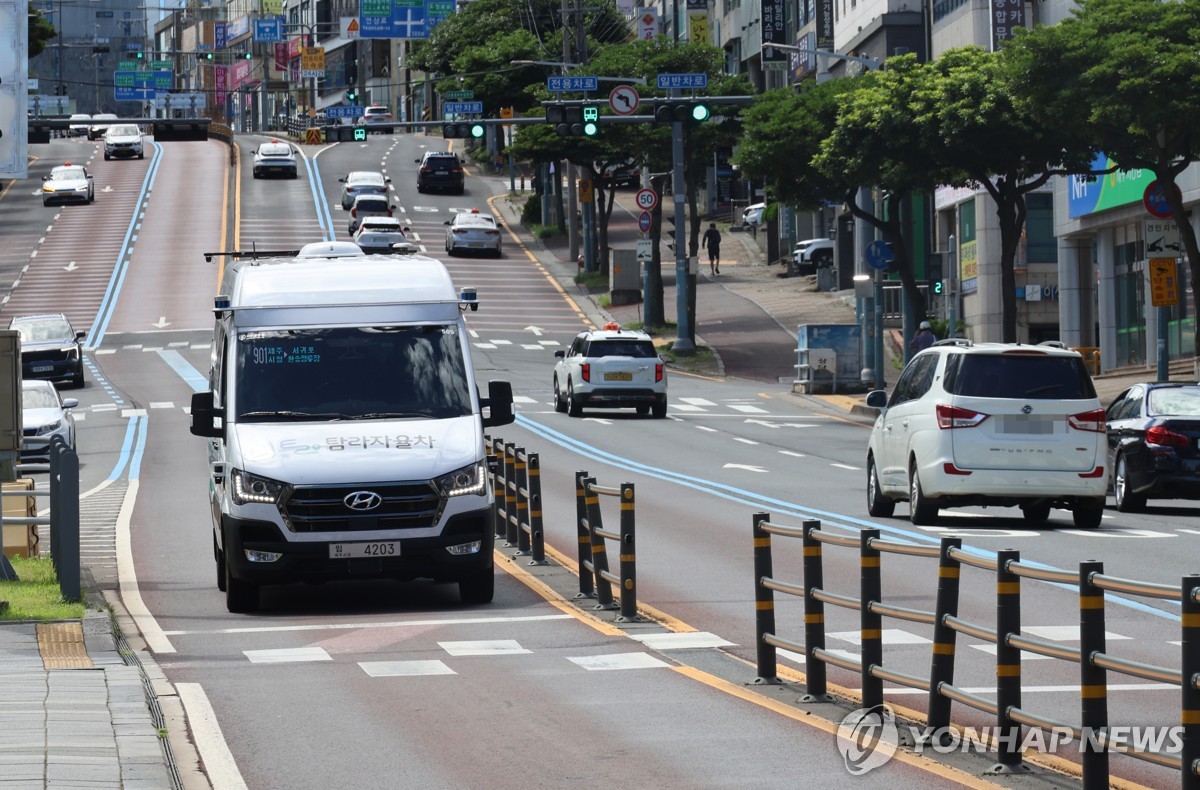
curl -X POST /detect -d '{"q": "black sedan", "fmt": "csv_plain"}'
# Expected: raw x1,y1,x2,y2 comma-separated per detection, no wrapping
1106,382,1200,511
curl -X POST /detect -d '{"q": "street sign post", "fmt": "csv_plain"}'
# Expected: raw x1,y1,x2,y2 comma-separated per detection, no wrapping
1149,258,1179,307
637,239,653,260
300,47,325,79
635,188,658,211
1143,181,1179,219
609,85,639,115
638,211,652,234
1144,219,1182,257
866,239,894,270
656,73,708,90
444,101,483,115
547,76,599,92
253,18,283,42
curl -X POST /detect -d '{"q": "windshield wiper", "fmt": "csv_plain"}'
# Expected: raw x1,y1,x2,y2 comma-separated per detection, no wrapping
352,411,437,420
238,411,349,420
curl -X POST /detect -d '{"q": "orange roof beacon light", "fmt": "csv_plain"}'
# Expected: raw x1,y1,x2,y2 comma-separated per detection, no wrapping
603,321,621,331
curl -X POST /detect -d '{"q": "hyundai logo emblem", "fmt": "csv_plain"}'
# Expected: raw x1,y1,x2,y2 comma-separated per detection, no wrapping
1022,405,1032,414
344,491,383,511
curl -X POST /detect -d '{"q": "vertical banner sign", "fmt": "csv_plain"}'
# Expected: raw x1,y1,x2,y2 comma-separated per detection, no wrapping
990,0,1025,51
215,21,228,51
760,0,787,70
790,31,816,82
215,65,228,107
637,8,659,40
687,10,709,45
274,42,288,72
815,0,833,50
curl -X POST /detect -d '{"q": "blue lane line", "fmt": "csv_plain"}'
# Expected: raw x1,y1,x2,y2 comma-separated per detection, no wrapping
309,155,336,240
127,414,148,481
86,140,164,349
298,151,332,241
105,414,141,482
514,413,1181,622
156,349,208,392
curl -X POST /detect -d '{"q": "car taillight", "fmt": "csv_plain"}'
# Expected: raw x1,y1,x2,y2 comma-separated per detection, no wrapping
451,166,463,173
1146,425,1190,448
581,363,590,382
351,208,357,217
484,230,499,236
1067,408,1106,433
655,363,663,382
420,166,432,173
936,404,988,429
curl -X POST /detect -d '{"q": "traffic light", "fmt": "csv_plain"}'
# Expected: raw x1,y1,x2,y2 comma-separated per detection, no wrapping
347,90,356,102
469,123,485,139
244,52,252,60
653,99,711,124
545,103,599,136
443,123,473,138
134,51,144,60
202,52,214,61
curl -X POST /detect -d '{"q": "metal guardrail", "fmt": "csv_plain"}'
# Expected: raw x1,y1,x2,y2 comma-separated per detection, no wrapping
575,471,639,622
2,437,81,601
487,437,548,566
750,513,1199,787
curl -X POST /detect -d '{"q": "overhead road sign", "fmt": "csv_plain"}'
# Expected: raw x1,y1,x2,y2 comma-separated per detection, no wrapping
656,73,708,90
325,105,363,119
443,89,474,100
548,76,598,92
444,101,483,115
609,85,639,115
359,0,429,40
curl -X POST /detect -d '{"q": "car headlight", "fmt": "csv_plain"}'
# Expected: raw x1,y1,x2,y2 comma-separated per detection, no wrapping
75,184,88,191
36,420,62,435
61,345,78,359
434,462,487,497
232,469,286,505
43,185,55,192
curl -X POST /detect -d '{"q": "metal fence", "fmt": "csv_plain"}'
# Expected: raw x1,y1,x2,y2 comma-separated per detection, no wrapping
2,437,80,601
751,513,1198,788
575,471,639,622
487,437,547,566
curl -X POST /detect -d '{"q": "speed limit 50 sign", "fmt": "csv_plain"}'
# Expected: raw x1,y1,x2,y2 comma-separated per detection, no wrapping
635,188,658,211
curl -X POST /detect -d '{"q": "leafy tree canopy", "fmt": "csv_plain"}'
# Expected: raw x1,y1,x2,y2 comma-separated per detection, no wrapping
29,9,55,59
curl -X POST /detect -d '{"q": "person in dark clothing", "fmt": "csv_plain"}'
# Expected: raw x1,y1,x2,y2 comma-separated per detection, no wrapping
702,223,722,275
910,321,936,353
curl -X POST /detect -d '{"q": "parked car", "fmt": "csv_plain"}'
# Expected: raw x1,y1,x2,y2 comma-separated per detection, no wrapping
444,209,501,257
415,151,465,195
553,324,667,418
338,171,390,209
103,124,144,160
252,140,298,179
865,340,1107,528
88,113,119,140
1105,382,1200,511
792,238,834,275
8,313,86,387
20,380,77,461
347,194,395,235
41,163,94,206
741,202,765,228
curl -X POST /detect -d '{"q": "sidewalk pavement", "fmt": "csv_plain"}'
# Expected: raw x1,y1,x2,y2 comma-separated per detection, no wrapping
0,606,188,789
491,185,1198,411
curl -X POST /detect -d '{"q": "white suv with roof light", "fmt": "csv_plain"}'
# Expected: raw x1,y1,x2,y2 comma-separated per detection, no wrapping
553,325,667,418
864,340,1107,528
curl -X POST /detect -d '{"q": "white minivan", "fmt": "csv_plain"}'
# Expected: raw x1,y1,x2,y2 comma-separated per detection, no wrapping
190,251,514,612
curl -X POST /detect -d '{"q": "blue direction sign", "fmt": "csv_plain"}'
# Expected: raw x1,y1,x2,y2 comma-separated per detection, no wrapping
325,106,364,119
113,70,172,101
444,101,483,114
656,73,708,90
548,76,598,92
360,0,429,40
253,18,284,42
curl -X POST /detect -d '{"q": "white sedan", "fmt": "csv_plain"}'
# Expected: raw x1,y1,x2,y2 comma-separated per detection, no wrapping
21,380,78,461
444,209,502,257
42,163,94,206
252,140,298,179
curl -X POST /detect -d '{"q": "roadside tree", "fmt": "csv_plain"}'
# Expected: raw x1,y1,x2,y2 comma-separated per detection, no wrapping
1007,0,1200,359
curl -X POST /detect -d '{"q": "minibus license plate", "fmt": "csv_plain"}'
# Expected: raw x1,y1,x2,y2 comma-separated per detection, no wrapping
330,541,400,559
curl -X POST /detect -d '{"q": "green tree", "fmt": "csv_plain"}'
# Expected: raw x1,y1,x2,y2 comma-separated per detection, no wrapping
916,46,1098,342
29,8,56,59
814,57,934,322
1007,0,1200,358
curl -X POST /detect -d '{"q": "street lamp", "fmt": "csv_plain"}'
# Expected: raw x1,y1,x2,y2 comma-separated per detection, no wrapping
761,42,883,72
509,60,648,85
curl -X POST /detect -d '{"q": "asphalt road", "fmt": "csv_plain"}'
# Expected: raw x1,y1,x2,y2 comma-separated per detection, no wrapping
2,130,1194,789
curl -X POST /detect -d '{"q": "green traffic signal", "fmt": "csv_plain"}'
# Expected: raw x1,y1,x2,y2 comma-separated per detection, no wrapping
691,103,710,122
244,52,252,60
135,51,144,59
470,124,485,139
583,121,598,136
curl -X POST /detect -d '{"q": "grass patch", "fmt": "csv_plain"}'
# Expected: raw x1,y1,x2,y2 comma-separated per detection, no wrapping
0,556,86,621
528,223,558,239
574,271,607,290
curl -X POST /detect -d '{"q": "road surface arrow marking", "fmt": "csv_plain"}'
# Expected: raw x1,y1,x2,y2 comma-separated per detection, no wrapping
63,261,79,271
524,326,544,336
724,463,766,473
153,316,171,328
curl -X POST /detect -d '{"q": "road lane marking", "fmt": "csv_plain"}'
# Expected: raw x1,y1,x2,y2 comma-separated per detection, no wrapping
439,640,531,656
567,653,671,671
161,613,574,637
245,647,332,663
176,684,249,790
360,660,456,677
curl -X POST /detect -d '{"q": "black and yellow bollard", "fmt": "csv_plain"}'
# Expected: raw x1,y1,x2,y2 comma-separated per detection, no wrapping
752,513,778,683
859,529,884,710
1181,575,1200,789
1078,559,1109,789
800,520,828,702
926,537,962,744
993,548,1025,773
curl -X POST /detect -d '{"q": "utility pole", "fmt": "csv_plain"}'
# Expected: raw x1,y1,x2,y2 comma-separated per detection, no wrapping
561,0,578,264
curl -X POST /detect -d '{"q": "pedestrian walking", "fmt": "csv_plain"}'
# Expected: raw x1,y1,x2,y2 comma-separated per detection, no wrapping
703,223,722,275
910,321,936,353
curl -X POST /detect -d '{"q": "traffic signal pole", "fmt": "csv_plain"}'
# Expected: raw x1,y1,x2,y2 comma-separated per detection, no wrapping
671,109,695,353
